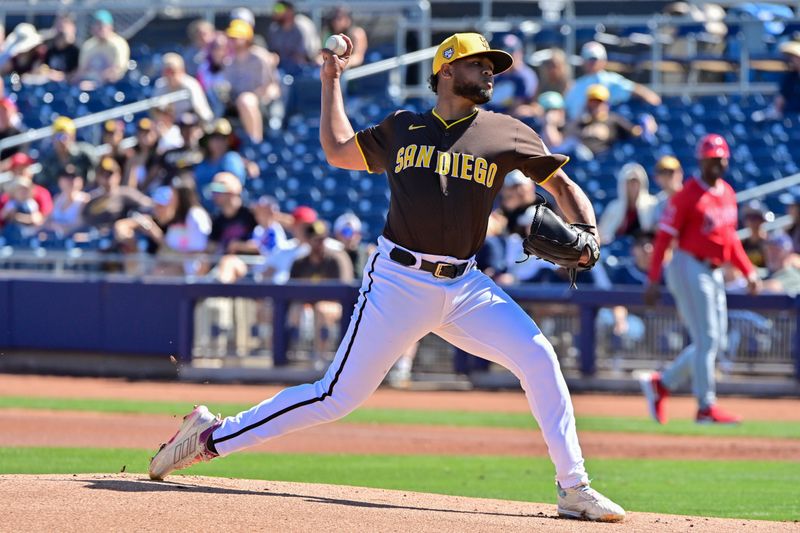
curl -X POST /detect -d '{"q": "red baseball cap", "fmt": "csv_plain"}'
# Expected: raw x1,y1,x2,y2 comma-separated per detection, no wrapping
9,152,35,170
292,205,318,224
697,134,730,160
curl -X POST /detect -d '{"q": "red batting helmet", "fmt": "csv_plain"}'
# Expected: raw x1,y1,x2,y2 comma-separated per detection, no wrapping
697,134,730,160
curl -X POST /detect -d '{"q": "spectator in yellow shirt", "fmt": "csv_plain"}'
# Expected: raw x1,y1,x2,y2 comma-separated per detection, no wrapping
75,10,130,84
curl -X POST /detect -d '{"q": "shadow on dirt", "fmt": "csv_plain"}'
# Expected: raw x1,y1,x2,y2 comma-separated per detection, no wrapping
75,477,558,521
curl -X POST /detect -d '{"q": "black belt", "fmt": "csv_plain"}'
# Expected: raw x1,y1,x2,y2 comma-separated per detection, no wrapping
389,247,469,279
683,249,720,270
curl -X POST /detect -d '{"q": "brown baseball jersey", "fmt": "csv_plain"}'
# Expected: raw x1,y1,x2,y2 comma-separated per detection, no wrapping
355,108,568,258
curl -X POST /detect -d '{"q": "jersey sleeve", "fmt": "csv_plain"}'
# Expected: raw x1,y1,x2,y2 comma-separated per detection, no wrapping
354,111,404,174
657,189,689,237
513,120,569,184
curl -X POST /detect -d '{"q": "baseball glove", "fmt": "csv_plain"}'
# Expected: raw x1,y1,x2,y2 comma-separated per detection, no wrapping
521,196,600,289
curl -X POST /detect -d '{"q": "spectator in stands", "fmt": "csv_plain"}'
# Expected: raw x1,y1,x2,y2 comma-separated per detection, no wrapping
538,91,571,152
82,156,153,230
775,41,800,116
0,175,44,238
154,53,214,125
0,97,24,163
44,164,88,236
565,41,661,119
763,232,800,295
155,113,206,184
101,119,128,170
488,34,538,118
290,219,354,368
498,169,537,229
651,155,684,223
194,118,246,199
740,200,770,269
223,20,282,142
0,153,53,230
478,211,511,284
207,171,257,255
535,48,572,99
267,1,321,73
0,23,46,78
197,33,230,117
568,84,652,158
598,163,658,245
226,194,288,256
123,118,159,191
116,180,212,275
43,14,80,81
782,193,800,253
75,10,130,84
184,19,217,77
152,106,184,155
36,116,97,192
323,6,368,68
332,212,374,272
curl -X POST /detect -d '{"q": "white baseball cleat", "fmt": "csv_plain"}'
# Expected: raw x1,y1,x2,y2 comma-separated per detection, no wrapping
557,482,626,522
148,405,221,481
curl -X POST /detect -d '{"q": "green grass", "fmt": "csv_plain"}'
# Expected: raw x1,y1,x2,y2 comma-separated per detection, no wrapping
1,447,798,521
1,396,799,439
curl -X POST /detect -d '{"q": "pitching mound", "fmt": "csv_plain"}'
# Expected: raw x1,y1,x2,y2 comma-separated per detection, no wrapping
0,474,793,532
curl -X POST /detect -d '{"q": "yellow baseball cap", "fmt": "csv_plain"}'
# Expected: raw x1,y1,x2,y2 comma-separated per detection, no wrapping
586,84,610,102
52,116,76,135
656,155,681,171
226,19,254,41
432,33,513,75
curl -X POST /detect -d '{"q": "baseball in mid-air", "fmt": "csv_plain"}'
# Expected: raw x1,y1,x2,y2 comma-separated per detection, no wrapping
325,34,348,56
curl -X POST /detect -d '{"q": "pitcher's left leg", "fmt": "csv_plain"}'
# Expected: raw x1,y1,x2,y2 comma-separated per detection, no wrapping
435,273,585,488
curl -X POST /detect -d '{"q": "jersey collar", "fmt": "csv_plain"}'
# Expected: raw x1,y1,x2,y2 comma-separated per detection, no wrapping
431,108,479,130
693,175,724,196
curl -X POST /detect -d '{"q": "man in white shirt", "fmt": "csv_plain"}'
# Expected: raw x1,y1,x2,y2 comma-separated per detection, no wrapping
75,10,130,84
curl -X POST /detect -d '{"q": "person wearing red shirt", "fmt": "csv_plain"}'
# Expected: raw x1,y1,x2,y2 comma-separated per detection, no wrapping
639,134,760,425
0,153,54,230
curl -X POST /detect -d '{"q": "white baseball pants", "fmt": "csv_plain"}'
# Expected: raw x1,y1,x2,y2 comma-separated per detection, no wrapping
210,236,589,488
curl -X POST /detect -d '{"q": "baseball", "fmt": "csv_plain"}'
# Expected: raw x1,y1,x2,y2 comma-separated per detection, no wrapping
325,34,348,56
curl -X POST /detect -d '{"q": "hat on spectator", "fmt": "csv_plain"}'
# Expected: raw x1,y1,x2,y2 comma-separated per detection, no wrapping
52,116,76,136
103,119,123,133
306,220,329,239
209,171,243,195
207,118,233,137
766,232,793,251
152,186,174,207
292,205,318,224
655,155,681,171
586,84,610,102
333,213,362,236
581,41,607,61
137,117,153,131
9,152,35,170
231,7,256,27
538,91,564,111
742,200,769,221
503,169,529,187
779,40,800,58
501,34,523,54
93,10,114,26
226,19,254,41
4,23,43,58
250,194,279,210
98,156,121,175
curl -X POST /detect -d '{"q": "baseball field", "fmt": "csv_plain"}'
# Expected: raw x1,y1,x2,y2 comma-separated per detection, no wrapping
1,374,798,532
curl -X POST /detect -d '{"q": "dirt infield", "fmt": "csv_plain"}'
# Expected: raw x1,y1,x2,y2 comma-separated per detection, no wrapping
0,474,793,533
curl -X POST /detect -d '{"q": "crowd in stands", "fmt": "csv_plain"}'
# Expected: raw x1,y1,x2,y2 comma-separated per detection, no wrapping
0,4,798,307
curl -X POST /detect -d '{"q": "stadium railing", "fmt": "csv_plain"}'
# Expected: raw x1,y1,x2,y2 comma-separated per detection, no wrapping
1,276,797,381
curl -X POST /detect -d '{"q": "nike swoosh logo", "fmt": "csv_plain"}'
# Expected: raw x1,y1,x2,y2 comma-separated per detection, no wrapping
408,125,426,130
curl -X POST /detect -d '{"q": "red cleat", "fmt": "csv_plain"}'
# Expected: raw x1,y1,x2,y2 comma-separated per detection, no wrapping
696,405,742,425
637,371,669,424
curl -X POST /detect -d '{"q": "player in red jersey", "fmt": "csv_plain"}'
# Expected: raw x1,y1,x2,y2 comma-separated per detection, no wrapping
639,134,761,424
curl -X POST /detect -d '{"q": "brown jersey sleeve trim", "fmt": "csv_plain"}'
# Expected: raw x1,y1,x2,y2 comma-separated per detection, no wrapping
353,132,375,174
537,156,570,186
432,108,479,129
